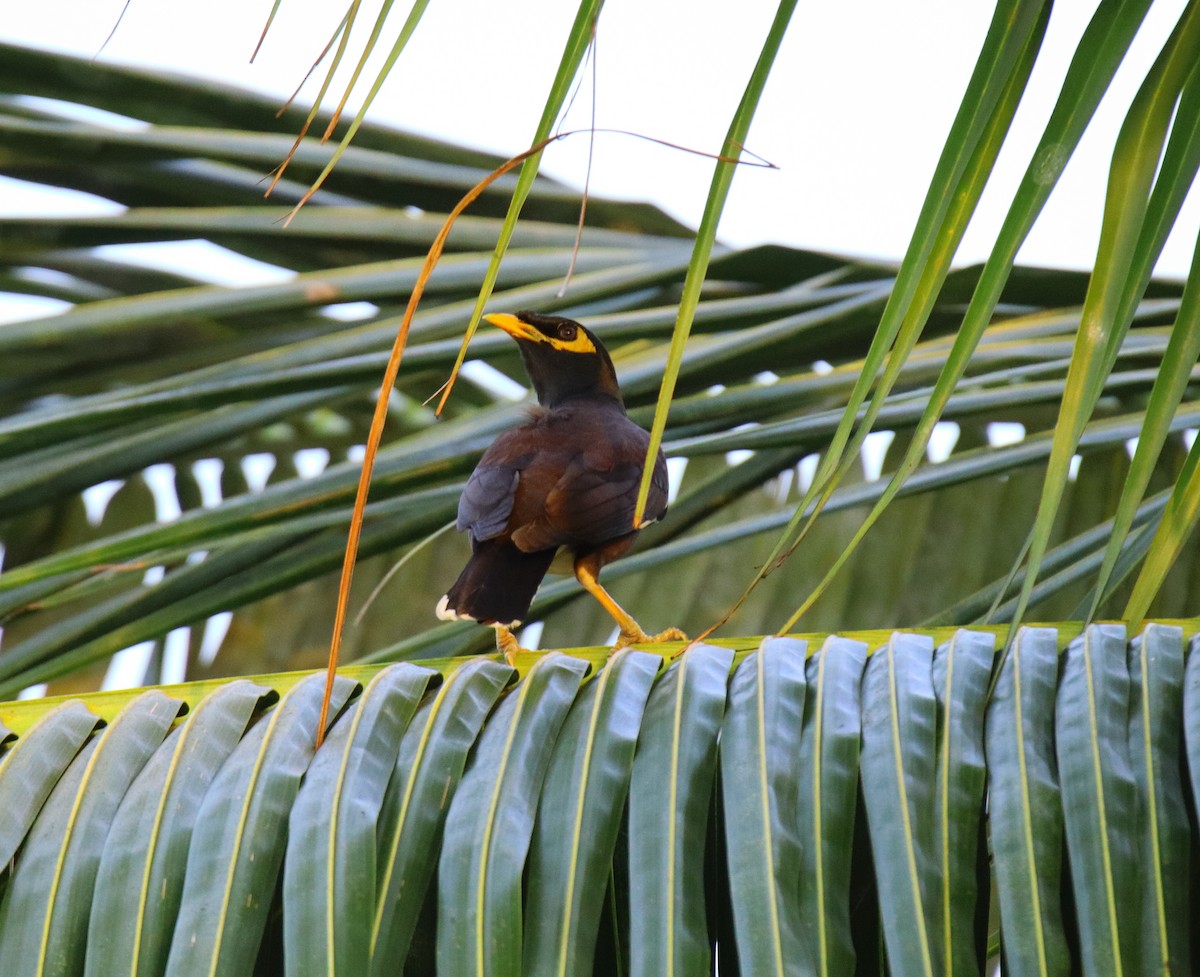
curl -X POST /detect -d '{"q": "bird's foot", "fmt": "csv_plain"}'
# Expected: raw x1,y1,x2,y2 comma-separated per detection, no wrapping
613,625,688,650
493,624,536,668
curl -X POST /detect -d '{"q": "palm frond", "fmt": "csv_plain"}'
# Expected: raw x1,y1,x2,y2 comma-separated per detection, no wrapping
2,36,1199,696
0,629,1195,973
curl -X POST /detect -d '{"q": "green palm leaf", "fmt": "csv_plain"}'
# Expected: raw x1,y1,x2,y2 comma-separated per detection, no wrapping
0,626,1196,972
5,0,1200,968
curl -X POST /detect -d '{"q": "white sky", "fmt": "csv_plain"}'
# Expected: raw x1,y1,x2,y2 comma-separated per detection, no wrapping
2,0,1199,286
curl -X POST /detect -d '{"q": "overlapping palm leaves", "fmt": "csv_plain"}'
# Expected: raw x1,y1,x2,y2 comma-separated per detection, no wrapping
1,0,1199,701
2,4,1200,975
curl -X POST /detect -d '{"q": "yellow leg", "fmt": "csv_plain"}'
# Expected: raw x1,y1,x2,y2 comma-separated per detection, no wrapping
574,555,687,649
492,624,523,667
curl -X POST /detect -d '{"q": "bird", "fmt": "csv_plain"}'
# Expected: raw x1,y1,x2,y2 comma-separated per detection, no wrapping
436,310,686,664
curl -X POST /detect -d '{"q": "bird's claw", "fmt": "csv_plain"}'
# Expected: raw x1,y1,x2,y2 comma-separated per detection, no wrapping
493,625,535,668
614,626,688,650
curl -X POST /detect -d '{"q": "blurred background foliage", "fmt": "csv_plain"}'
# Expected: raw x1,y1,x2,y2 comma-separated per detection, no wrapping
0,7,1198,699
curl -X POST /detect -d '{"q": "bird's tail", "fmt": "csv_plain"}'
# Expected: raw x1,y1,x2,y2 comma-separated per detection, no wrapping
436,540,556,628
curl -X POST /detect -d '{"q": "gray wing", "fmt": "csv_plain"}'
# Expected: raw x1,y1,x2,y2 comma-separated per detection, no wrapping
457,464,519,542
645,451,671,524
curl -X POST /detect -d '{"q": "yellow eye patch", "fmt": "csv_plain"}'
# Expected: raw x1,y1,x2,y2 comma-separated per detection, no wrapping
484,313,597,354
543,328,596,354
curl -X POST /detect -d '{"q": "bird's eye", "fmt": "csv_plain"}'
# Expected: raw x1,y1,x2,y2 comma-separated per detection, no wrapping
559,324,577,341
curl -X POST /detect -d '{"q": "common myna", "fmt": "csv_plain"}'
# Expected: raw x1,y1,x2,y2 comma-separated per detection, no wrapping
436,310,686,663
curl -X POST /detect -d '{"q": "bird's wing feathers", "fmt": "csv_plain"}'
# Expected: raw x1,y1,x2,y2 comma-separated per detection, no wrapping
510,451,668,553
457,464,520,542
459,407,669,553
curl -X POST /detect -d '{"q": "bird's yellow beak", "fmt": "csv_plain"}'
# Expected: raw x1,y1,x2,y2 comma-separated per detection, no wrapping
484,312,541,342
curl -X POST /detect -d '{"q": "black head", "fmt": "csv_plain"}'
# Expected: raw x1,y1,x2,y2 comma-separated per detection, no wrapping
484,310,623,409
